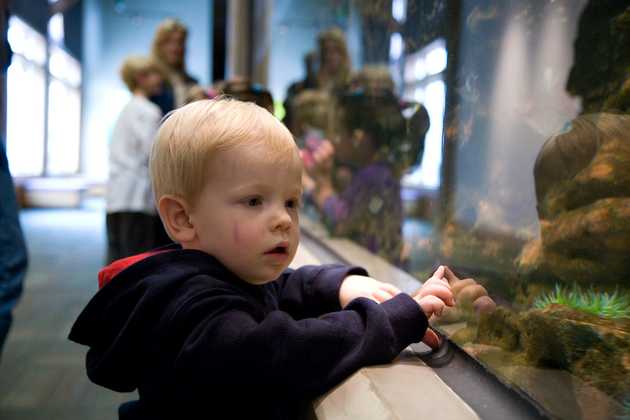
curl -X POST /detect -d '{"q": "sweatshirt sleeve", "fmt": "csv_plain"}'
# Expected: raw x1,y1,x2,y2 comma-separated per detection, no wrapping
172,292,428,398
274,264,368,319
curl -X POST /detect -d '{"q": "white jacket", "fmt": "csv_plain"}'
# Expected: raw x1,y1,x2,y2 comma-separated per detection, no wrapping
106,95,161,214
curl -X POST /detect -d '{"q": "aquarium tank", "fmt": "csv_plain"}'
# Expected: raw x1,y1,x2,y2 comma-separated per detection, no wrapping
270,0,630,419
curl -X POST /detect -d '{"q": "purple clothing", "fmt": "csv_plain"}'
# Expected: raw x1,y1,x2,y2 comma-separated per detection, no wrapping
68,245,427,419
323,162,403,262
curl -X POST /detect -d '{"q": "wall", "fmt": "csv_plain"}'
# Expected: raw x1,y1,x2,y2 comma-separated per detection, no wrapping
81,0,212,181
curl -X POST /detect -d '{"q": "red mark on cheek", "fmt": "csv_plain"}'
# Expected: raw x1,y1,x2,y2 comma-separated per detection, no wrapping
232,223,240,244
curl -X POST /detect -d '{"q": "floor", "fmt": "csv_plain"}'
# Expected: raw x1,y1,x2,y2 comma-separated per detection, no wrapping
0,201,135,420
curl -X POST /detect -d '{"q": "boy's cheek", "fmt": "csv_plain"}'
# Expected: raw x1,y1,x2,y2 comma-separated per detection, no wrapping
232,223,264,246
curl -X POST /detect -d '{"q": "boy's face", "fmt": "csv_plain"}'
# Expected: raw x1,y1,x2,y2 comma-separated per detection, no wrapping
188,143,303,284
137,69,163,96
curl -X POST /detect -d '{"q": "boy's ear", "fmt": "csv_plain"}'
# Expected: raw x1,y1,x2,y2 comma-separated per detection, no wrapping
158,195,196,243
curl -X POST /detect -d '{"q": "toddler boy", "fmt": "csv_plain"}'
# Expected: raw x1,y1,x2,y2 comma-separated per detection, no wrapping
70,98,454,419
106,55,167,262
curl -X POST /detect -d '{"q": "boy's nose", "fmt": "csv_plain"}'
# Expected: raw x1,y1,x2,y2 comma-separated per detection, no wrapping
271,207,292,232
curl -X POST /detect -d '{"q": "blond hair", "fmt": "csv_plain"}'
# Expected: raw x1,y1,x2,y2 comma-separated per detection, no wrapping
317,27,352,87
119,55,160,92
353,65,395,95
151,98,298,207
184,84,210,104
151,18,188,74
292,89,332,134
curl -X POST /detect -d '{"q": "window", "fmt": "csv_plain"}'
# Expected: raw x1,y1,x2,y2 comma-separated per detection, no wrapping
47,45,82,175
400,38,447,190
6,14,82,177
6,16,47,177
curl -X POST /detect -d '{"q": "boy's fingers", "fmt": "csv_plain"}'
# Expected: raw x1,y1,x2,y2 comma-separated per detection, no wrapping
419,284,454,306
418,283,449,296
425,276,450,289
422,328,441,350
442,266,460,284
379,283,401,296
458,284,488,305
373,288,394,303
452,278,477,296
417,295,448,317
474,295,496,314
433,265,445,280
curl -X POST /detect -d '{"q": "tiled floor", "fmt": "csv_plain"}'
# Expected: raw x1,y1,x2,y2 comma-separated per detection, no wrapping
0,201,135,420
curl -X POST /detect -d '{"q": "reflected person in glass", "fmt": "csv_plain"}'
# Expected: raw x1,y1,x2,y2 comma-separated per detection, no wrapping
284,27,352,135
304,91,428,264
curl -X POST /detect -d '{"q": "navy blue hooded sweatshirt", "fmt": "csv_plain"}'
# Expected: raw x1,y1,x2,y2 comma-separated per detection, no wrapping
68,245,428,419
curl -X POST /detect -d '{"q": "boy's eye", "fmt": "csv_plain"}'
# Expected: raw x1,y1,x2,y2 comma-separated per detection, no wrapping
247,197,262,207
286,199,300,209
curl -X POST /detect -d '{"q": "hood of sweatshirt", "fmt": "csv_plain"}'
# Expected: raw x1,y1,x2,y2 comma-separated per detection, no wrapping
68,244,250,392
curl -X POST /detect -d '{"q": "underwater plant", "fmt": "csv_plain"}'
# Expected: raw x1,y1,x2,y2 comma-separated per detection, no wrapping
533,284,630,319
616,396,630,420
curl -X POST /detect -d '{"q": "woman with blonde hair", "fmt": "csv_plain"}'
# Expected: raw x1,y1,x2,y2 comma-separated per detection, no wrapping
149,18,198,114
284,27,352,134
316,27,352,92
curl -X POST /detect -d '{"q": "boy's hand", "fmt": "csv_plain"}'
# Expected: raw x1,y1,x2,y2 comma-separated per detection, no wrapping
412,266,455,350
441,266,496,316
339,275,402,308
412,266,455,318
426,266,496,325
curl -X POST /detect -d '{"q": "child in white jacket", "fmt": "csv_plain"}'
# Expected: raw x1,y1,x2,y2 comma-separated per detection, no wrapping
106,55,165,262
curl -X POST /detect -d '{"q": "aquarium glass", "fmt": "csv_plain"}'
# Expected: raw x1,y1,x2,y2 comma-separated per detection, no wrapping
273,1,630,418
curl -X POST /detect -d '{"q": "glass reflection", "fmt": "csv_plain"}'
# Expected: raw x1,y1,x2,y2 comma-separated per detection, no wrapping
276,0,630,418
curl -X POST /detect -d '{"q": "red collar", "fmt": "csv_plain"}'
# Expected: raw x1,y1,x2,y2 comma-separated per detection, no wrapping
98,250,171,289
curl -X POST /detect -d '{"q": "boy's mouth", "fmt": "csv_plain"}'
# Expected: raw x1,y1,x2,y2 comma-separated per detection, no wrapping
265,242,289,255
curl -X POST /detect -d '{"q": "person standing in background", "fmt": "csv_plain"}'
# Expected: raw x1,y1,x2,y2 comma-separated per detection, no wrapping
149,18,198,115
314,27,352,93
0,5,28,361
106,56,166,263
284,28,352,134
0,140,28,360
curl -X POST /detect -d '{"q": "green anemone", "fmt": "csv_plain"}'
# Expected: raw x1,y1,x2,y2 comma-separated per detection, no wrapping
533,284,630,319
